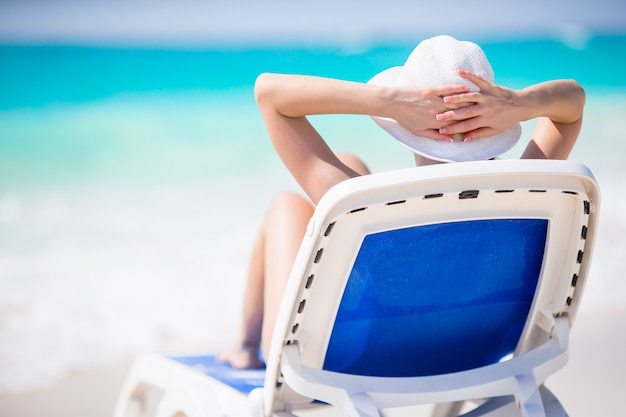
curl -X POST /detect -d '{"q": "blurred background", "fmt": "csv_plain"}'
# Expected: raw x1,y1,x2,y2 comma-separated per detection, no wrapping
1,1,625,415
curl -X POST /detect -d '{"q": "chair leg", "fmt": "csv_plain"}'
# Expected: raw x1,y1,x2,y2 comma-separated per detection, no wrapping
154,385,208,417
448,386,568,417
538,386,569,417
115,382,165,417
431,401,465,417
114,355,235,417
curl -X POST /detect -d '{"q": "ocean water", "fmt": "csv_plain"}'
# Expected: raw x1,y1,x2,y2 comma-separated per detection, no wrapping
1,34,626,391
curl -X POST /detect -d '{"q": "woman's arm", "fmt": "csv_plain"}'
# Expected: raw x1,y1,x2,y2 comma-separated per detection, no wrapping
254,73,470,203
518,80,585,160
436,71,585,160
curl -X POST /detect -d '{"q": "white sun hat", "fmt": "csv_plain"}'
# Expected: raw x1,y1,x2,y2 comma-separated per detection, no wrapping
368,35,522,162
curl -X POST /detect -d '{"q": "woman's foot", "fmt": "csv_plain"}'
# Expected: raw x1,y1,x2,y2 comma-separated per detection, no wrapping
217,343,264,369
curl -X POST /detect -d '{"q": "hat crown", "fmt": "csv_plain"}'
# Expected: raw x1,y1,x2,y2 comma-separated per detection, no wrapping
400,35,494,92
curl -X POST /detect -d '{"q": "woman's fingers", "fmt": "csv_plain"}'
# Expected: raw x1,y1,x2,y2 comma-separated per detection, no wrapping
440,121,500,141
417,128,455,142
434,84,472,97
436,104,481,122
462,127,501,141
433,72,522,142
443,91,482,105
438,114,491,137
458,70,492,90
438,118,475,136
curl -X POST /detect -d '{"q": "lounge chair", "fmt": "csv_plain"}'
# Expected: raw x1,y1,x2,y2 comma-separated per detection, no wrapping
114,159,600,417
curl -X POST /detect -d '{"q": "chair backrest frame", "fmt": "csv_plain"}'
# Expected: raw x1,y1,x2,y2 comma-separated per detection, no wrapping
261,159,600,413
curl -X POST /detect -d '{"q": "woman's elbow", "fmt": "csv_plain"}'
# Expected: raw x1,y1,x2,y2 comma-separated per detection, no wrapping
254,72,277,106
570,80,586,120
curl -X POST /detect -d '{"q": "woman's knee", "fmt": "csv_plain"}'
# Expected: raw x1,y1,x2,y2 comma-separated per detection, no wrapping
265,192,314,226
268,191,312,211
336,152,370,175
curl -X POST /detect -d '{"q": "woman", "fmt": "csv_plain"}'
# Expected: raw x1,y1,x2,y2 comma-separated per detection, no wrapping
218,36,585,369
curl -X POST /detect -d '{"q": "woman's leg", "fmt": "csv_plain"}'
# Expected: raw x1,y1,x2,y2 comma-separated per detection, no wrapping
219,153,369,369
260,192,315,357
217,213,267,369
218,192,313,368
260,153,370,357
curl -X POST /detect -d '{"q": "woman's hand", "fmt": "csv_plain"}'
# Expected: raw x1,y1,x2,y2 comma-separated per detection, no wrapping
435,70,530,141
384,84,472,142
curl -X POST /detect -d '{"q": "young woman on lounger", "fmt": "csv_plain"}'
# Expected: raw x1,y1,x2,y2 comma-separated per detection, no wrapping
218,35,585,369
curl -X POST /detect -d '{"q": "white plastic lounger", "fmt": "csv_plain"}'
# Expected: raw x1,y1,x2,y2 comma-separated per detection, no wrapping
114,159,600,417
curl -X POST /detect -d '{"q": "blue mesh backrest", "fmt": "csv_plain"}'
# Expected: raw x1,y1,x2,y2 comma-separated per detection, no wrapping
323,219,547,377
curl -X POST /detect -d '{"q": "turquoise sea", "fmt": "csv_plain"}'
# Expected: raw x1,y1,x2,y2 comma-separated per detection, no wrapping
1,34,626,390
